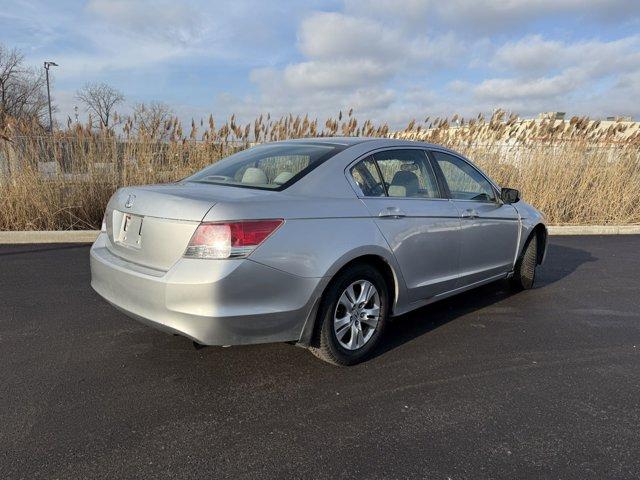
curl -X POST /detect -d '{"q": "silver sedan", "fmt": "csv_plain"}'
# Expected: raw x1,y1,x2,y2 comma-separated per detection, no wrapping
91,138,547,365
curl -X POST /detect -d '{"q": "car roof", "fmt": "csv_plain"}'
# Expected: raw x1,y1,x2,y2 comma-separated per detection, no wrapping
277,136,376,146
275,136,448,150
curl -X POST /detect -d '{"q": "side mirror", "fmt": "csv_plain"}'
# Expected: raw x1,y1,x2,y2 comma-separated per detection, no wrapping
500,187,520,204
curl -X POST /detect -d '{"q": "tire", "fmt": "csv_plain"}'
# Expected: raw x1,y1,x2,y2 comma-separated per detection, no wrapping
309,263,389,366
511,234,538,290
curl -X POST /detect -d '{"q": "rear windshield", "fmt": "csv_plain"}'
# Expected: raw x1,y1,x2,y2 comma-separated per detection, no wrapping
186,143,344,190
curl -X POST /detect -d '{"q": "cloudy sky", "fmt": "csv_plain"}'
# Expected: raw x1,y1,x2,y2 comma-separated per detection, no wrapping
2,0,640,126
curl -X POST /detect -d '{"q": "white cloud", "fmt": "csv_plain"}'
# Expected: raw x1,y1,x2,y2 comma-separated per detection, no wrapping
212,0,640,125
283,59,389,90
25,0,209,80
474,73,580,102
235,2,640,124
436,0,640,26
48,44,187,79
17,0,306,80
298,12,410,61
240,9,465,121
5,0,640,126
213,85,397,124
297,11,461,65
491,36,565,74
475,34,640,112
345,0,640,32
492,35,640,75
86,0,204,44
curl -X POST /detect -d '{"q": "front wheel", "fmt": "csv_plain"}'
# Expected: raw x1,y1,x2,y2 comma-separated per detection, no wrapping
511,234,538,290
309,264,389,366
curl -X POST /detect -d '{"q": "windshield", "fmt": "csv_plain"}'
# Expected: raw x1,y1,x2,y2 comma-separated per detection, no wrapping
186,143,345,190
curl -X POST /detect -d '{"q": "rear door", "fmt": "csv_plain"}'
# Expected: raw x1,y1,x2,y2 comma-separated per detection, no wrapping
429,150,520,286
351,149,461,302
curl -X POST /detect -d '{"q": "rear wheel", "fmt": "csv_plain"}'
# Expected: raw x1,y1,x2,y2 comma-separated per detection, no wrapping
511,234,538,290
310,264,388,366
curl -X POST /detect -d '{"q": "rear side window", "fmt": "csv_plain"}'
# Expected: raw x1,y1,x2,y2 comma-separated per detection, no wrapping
350,157,385,197
187,143,344,190
431,151,496,202
374,149,441,198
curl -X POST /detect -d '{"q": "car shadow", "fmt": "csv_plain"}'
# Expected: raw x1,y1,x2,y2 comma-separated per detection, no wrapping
371,243,597,360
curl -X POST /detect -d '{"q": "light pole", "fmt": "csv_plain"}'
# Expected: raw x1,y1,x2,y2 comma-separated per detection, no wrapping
44,61,58,133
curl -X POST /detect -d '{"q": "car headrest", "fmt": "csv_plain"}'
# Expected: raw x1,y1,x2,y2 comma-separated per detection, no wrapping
388,185,407,197
273,171,294,184
390,170,419,196
241,167,268,184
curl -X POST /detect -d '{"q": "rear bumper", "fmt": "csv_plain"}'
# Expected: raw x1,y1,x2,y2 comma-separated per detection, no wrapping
90,233,325,345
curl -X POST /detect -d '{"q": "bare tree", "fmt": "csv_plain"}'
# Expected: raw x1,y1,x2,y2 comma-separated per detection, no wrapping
0,44,49,126
131,101,174,140
76,82,124,128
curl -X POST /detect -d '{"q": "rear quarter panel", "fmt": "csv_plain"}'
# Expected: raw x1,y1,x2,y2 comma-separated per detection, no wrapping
206,195,411,315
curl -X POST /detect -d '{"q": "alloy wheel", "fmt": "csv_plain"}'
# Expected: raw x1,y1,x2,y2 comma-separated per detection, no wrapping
333,280,381,350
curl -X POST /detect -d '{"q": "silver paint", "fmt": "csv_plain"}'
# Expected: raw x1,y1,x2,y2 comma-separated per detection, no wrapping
90,137,547,346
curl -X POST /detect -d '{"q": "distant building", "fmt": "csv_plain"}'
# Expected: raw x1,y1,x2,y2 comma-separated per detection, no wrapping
538,112,566,120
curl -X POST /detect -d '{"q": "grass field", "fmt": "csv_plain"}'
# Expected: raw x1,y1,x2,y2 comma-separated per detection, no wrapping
1,110,639,230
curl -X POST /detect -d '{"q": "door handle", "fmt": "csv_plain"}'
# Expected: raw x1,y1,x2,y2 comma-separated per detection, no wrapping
461,208,479,219
378,206,406,218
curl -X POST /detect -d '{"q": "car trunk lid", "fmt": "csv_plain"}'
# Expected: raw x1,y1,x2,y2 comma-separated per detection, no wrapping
104,182,262,271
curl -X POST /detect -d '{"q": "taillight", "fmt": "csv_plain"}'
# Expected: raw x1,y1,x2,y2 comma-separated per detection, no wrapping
184,219,283,259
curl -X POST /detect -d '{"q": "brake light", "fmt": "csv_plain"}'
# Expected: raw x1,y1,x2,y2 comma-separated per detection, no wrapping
184,219,284,259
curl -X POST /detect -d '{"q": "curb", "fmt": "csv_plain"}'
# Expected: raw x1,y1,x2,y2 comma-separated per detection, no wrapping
547,225,640,235
1,226,640,244
0,230,101,244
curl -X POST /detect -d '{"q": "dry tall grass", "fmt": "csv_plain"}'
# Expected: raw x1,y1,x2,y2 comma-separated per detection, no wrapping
1,110,639,230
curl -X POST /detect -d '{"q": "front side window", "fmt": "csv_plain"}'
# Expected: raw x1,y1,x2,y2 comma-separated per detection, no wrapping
374,149,441,198
187,143,344,190
431,151,496,202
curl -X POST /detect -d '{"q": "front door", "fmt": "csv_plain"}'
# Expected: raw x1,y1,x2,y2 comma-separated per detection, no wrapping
351,150,461,302
430,150,520,287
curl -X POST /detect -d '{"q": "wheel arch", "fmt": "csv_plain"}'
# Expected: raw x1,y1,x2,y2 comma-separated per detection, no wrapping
520,223,548,265
297,249,406,347
534,223,548,264
329,254,398,309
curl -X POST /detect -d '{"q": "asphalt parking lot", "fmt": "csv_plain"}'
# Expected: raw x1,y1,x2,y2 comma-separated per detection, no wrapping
1,236,639,479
